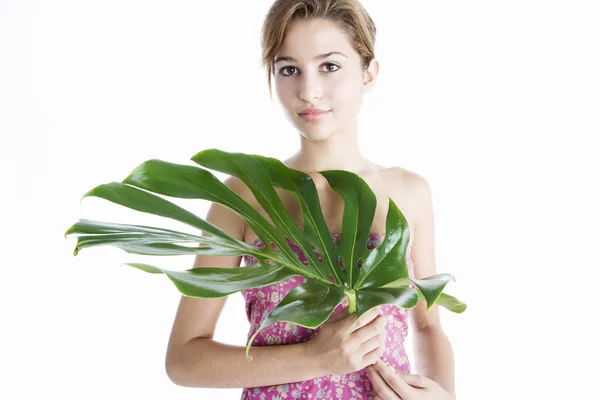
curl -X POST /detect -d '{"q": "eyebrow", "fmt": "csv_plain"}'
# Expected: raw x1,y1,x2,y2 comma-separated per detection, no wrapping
274,51,348,64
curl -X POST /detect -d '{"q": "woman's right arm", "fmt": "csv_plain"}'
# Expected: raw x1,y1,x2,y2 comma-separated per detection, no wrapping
164,176,326,388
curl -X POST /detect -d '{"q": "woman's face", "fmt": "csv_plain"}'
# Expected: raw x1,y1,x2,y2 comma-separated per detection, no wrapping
274,18,377,141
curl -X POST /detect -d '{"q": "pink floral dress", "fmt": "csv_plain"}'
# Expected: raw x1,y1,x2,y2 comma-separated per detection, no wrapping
240,233,415,400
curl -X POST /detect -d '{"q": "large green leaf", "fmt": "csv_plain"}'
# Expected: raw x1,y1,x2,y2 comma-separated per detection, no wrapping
244,278,346,360
354,199,411,289
66,219,250,257
120,160,294,261
65,148,466,360
424,292,467,313
251,155,349,286
356,286,419,317
380,273,461,311
317,170,377,289
123,261,293,298
74,181,248,249
190,150,334,282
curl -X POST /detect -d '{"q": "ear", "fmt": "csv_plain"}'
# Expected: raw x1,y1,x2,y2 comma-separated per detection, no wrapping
363,58,380,93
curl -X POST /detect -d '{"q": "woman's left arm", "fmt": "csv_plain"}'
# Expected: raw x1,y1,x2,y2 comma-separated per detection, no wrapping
412,321,455,396
408,175,455,396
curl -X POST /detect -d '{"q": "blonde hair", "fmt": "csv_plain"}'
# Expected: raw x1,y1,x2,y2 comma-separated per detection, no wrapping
261,0,377,99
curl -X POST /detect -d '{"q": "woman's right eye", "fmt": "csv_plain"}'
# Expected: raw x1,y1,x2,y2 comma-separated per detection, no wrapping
279,66,297,76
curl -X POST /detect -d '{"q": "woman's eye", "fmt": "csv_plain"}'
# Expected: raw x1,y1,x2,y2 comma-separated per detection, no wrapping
279,63,340,76
280,66,298,76
324,63,340,72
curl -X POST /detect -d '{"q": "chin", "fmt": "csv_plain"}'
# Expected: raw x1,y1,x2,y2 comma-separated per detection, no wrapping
298,126,337,142
283,110,335,139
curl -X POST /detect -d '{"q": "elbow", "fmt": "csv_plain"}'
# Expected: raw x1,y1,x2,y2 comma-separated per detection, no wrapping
165,346,193,387
414,322,445,337
164,338,210,388
165,357,187,387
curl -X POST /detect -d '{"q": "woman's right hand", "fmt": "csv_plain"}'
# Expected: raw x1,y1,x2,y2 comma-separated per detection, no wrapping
304,306,387,377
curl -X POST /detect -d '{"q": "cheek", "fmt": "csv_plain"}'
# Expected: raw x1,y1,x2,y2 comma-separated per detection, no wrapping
330,79,363,115
274,80,289,102
329,68,362,93
275,85,296,115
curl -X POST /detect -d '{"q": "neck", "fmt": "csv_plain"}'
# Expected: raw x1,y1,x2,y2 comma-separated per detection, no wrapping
286,123,372,175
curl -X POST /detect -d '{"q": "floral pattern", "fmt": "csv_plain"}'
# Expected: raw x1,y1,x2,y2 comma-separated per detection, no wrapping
240,233,415,399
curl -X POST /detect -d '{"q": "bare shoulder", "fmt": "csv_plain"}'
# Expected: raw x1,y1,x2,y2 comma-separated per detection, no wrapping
381,165,430,203
382,165,428,188
201,175,250,243
378,165,432,240
222,175,250,196
222,175,257,211
220,175,260,242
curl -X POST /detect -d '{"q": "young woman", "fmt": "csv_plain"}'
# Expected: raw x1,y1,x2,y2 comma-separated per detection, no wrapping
165,1,456,399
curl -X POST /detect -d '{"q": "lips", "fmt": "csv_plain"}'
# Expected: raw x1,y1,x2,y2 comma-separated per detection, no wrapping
299,109,330,115
298,110,330,122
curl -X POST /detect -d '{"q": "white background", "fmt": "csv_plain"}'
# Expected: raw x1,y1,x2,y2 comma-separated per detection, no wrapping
2,0,599,398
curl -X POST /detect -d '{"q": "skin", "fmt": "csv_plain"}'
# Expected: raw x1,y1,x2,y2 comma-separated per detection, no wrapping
242,18,458,399
273,18,377,174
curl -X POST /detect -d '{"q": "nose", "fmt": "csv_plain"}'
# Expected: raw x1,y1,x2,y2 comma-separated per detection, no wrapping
298,72,323,102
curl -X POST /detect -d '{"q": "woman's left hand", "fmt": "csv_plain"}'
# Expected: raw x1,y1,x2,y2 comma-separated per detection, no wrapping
366,359,455,400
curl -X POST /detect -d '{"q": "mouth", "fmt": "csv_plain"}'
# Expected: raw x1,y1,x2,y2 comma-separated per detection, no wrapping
298,110,330,121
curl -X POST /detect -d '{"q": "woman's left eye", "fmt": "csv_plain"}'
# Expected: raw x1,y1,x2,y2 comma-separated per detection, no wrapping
323,63,340,72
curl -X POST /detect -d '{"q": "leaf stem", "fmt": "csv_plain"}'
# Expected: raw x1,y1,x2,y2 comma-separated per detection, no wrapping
345,289,357,315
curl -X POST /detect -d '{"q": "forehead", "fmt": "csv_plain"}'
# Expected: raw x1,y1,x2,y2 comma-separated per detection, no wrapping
276,19,354,60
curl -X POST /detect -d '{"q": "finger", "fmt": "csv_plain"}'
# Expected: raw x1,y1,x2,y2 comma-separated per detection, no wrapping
358,331,384,357
374,359,412,398
355,315,385,342
398,371,431,389
362,343,385,366
359,306,381,323
346,307,381,334
367,365,401,400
